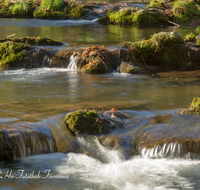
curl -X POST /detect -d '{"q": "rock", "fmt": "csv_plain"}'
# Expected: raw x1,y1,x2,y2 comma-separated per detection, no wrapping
77,46,120,74
121,31,194,69
119,62,143,74
195,35,200,46
64,109,129,135
181,97,200,114
0,122,57,160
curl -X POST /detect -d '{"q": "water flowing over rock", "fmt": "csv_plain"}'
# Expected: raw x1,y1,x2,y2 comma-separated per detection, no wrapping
0,122,56,160
67,51,79,70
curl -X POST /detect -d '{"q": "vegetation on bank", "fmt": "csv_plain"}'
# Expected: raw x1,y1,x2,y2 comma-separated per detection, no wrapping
0,37,63,46
0,42,30,68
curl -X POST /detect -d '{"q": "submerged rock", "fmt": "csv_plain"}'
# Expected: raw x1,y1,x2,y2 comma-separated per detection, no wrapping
64,109,130,135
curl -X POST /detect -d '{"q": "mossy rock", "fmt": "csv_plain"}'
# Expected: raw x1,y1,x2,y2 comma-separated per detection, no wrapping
121,31,193,68
0,37,63,46
182,97,200,114
0,41,30,68
173,0,200,23
77,46,119,74
119,62,143,74
98,8,166,25
196,35,200,46
64,109,124,135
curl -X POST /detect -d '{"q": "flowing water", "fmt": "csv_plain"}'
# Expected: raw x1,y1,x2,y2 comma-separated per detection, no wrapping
1,12,200,190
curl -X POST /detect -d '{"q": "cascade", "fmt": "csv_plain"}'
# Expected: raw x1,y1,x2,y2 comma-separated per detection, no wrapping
139,142,200,159
67,51,79,70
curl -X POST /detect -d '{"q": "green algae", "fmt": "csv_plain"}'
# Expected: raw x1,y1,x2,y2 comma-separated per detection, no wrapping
0,42,30,68
119,62,142,74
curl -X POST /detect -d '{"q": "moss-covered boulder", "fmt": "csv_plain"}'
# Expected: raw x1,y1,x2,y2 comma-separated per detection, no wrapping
64,109,128,135
181,97,200,114
0,0,35,18
77,46,120,74
0,41,30,69
98,8,167,25
173,0,200,23
119,62,143,74
0,37,63,46
121,31,196,69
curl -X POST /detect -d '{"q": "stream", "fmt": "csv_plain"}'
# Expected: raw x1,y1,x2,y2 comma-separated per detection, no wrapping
1,8,200,190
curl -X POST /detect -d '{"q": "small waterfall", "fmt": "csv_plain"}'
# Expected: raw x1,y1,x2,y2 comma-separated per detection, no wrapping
139,142,185,159
0,122,57,160
139,142,200,159
67,51,79,70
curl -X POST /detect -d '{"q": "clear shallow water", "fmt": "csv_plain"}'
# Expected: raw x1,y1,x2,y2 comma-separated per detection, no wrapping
0,18,196,47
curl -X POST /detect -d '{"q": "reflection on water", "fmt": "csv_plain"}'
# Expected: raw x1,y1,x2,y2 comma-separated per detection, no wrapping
0,18,196,46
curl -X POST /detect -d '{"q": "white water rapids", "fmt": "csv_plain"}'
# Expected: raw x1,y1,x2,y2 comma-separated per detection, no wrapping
14,137,200,190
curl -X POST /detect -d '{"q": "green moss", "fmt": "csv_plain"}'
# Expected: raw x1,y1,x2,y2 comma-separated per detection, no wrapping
173,0,200,23
120,62,142,74
99,9,166,25
149,0,166,7
11,2,32,16
122,32,189,68
184,32,196,42
65,109,105,135
0,37,62,46
68,5,86,18
0,42,30,68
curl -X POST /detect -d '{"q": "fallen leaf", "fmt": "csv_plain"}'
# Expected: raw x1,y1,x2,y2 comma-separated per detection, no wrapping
111,106,117,113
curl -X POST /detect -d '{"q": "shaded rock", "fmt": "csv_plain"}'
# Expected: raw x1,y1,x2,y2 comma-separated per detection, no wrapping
64,109,128,135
